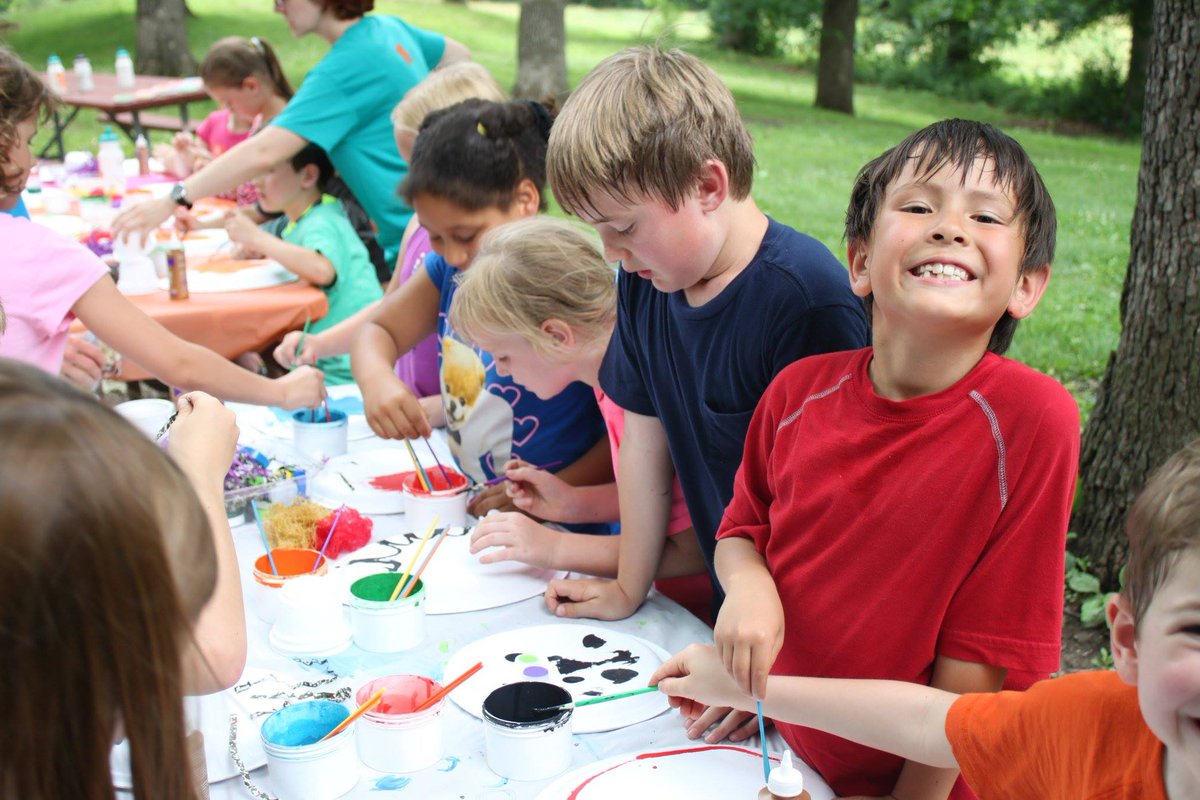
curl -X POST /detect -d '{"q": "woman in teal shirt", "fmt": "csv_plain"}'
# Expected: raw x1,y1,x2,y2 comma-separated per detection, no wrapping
114,0,469,271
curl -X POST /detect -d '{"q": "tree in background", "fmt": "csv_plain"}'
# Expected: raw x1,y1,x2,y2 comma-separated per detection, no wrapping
1072,0,1198,587
815,0,858,113
707,0,807,56
514,0,569,104
864,0,1038,76
136,0,196,75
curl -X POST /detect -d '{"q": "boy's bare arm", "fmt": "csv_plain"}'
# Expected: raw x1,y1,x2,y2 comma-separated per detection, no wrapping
224,215,336,286
652,644,960,772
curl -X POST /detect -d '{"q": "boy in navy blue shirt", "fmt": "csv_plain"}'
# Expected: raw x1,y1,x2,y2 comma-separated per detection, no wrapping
541,46,868,657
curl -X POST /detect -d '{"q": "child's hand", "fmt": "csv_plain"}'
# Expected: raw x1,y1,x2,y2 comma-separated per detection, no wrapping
713,580,785,699
362,375,430,440
273,365,326,411
680,704,762,744
223,211,263,249
274,330,318,369
504,460,575,520
174,206,202,235
467,483,518,517
469,511,560,569
544,577,640,620
171,131,194,152
166,392,239,489
59,334,106,389
651,644,750,718
418,395,445,428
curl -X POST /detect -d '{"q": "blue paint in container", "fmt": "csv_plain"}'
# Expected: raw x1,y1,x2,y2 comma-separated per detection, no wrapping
261,699,349,746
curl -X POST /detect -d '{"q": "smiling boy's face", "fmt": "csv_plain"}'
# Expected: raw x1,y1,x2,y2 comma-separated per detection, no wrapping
848,155,1048,344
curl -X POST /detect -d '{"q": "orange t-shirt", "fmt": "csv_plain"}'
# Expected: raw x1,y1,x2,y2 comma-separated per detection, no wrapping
946,670,1166,799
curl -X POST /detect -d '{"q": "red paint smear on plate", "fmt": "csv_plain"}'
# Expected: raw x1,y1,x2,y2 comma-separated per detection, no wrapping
565,745,775,799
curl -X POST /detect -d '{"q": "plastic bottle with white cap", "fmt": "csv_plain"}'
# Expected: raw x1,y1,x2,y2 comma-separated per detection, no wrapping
757,750,811,800
115,47,135,89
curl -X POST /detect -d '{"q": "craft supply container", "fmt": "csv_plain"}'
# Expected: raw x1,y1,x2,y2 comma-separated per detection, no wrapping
402,469,468,532
251,547,326,623
354,675,445,773
348,574,426,653
292,409,349,462
260,700,357,800
482,681,574,781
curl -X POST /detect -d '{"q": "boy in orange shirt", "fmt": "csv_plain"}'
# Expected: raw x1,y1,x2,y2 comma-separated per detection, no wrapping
655,436,1200,800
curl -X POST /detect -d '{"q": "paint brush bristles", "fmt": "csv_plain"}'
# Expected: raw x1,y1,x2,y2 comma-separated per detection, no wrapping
251,501,278,576
398,527,450,600
403,439,433,492
536,685,660,712
413,661,483,712
319,687,385,742
388,515,439,602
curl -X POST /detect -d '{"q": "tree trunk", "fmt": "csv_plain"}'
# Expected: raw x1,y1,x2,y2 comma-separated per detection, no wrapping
513,0,568,106
135,0,197,76
943,17,973,71
1073,0,1200,588
1123,0,1153,130
815,0,858,114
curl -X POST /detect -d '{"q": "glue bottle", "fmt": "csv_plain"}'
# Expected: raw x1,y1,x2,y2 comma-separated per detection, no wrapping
46,54,68,93
115,47,135,89
135,133,151,176
757,750,810,800
73,53,94,92
97,126,126,198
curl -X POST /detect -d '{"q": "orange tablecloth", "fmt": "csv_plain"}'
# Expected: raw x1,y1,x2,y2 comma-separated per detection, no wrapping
72,283,327,382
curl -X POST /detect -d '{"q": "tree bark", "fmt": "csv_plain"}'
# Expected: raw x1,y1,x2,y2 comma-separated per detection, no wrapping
815,0,858,114
1123,0,1153,129
513,0,568,106
135,0,197,77
1073,0,1200,587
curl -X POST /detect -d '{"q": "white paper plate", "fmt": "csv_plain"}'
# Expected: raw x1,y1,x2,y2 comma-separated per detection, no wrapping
331,526,563,614
536,745,784,799
308,449,416,514
443,624,670,733
158,259,297,293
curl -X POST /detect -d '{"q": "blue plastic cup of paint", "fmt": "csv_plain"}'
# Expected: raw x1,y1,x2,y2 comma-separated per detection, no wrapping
260,700,359,799
291,409,348,462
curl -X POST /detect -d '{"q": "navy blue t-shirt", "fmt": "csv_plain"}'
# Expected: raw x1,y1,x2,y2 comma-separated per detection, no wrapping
599,217,870,590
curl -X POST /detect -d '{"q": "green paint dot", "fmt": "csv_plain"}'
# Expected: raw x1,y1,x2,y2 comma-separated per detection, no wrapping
517,653,538,664
438,640,450,654
638,619,648,628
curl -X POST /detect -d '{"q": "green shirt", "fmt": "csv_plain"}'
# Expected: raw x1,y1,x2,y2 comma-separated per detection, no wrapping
282,196,383,384
271,15,445,267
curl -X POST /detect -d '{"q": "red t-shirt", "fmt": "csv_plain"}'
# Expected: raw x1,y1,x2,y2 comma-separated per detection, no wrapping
947,671,1166,799
717,348,1080,798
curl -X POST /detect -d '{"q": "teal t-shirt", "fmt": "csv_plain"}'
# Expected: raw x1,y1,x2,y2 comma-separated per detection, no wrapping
271,15,445,267
283,196,383,384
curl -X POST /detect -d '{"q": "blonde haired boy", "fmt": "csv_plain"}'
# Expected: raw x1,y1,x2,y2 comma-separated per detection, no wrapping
655,436,1200,799
542,46,868,662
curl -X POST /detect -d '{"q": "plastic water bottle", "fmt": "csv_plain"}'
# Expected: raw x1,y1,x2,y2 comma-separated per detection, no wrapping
115,47,135,89
97,126,126,197
73,54,94,92
46,54,68,93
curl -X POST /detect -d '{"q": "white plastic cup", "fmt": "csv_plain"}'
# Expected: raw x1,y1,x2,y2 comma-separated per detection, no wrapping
482,682,574,781
401,468,468,532
292,409,348,462
269,574,352,658
251,548,327,624
260,700,358,800
114,231,158,295
348,574,426,653
354,675,445,773
114,398,175,438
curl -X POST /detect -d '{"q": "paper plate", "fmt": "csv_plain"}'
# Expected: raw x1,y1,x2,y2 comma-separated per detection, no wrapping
331,527,563,614
308,449,416,514
443,624,670,733
536,745,785,799
159,259,297,293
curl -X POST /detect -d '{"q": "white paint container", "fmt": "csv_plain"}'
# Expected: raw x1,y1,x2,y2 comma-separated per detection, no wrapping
347,574,426,653
251,548,327,624
114,398,175,438
269,574,352,658
482,682,574,781
260,700,358,800
354,675,445,773
402,469,469,532
292,409,348,462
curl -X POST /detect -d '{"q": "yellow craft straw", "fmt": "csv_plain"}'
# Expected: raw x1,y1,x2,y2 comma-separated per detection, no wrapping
388,515,439,602
399,527,450,600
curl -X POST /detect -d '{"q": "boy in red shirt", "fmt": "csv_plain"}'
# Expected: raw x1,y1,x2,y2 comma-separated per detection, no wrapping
708,120,1081,798
655,437,1200,800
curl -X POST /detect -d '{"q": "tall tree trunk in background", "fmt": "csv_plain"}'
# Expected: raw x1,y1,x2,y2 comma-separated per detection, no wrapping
1123,0,1153,129
135,0,197,76
513,0,568,105
815,0,858,114
1073,0,1199,587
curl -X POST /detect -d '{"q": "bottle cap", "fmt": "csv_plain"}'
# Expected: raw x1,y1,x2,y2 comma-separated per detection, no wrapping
48,53,62,64
99,126,119,143
135,133,148,146
767,750,805,797
116,47,129,56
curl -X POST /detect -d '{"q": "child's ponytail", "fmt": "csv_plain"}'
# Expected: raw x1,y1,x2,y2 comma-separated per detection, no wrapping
400,99,556,212
200,36,294,100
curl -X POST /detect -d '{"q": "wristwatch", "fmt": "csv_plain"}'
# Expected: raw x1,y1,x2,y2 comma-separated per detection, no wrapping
169,182,193,210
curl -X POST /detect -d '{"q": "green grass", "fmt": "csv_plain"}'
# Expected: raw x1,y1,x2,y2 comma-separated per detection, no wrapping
2,0,1140,419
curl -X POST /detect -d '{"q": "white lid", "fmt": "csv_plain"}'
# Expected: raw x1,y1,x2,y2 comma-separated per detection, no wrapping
767,750,805,797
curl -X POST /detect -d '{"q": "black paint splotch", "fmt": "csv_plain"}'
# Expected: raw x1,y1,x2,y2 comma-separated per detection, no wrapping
547,649,638,676
504,653,520,662
562,676,584,684
600,668,638,685
582,634,606,649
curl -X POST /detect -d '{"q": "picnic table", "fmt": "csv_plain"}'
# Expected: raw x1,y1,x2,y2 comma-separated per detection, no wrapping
39,72,209,160
143,399,838,800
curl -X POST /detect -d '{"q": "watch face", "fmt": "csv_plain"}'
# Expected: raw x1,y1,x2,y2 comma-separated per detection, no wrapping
171,184,190,207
